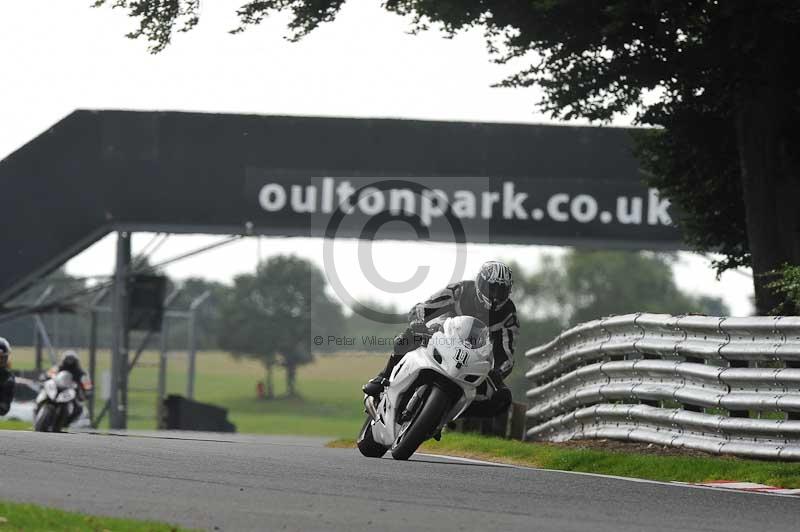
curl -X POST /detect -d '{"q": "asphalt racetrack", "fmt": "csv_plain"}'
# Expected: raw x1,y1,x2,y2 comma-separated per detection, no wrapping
0,430,798,531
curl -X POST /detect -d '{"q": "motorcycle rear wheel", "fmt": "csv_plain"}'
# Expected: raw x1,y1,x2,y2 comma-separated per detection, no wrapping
391,384,450,461
34,404,56,432
357,415,388,458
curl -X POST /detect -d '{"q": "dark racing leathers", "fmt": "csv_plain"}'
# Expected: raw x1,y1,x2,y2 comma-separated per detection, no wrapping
370,280,519,417
0,368,15,416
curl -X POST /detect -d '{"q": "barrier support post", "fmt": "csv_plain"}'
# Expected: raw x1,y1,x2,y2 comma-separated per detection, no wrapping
109,231,131,430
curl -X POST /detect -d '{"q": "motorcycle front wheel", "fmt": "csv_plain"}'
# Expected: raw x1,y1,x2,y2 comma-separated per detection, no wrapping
33,404,56,432
390,384,450,461
356,415,388,458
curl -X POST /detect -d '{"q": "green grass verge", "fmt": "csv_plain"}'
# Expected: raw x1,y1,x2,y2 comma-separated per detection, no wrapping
0,500,190,531
0,420,30,431
329,432,800,488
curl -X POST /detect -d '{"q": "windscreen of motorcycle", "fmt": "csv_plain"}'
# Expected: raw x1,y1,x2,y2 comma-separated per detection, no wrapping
443,316,490,350
54,370,75,389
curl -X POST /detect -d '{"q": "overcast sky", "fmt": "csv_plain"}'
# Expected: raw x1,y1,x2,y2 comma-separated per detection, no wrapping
0,0,754,317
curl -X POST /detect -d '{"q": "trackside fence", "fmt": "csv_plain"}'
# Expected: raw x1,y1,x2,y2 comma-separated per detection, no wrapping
524,314,800,460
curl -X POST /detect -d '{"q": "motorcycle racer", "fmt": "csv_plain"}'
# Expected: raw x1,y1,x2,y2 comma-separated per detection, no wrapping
0,337,15,416
45,350,91,426
363,261,519,417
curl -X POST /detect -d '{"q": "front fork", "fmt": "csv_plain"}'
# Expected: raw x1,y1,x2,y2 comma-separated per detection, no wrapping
364,382,430,424
364,395,379,421
400,384,428,423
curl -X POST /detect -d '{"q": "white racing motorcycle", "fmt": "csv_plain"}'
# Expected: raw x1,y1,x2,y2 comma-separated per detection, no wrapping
33,370,79,432
358,315,494,460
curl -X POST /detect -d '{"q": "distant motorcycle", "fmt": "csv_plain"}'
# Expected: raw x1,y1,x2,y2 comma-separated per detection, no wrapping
358,315,494,460
33,370,79,432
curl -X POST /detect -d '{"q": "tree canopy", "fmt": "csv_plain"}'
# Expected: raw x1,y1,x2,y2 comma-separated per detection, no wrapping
217,255,344,396
568,250,726,321
96,0,800,315
504,250,730,396
514,250,729,327
344,299,402,352
162,277,228,350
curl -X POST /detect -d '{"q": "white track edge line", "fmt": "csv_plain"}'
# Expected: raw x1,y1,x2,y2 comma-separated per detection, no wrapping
416,452,800,499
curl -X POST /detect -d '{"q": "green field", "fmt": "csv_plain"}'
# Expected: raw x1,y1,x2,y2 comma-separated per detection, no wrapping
0,500,190,531
0,419,30,431
9,347,384,437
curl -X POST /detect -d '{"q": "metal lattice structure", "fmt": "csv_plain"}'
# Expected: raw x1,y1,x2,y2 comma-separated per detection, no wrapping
524,314,800,459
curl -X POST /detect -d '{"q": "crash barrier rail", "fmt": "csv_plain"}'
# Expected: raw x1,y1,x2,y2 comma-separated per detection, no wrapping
524,314,800,459
159,394,236,433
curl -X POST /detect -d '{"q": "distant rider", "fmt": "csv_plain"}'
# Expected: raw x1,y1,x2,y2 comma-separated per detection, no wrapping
0,338,15,416
363,261,519,417
48,350,92,426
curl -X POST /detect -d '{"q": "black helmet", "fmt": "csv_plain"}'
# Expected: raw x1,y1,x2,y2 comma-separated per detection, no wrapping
60,350,81,371
0,337,10,369
475,261,513,311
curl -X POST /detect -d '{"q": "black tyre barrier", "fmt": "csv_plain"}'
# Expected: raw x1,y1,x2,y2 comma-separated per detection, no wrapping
160,394,236,432
448,401,527,440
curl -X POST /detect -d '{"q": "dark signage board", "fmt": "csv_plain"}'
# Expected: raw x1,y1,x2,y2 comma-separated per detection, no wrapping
243,173,677,247
0,110,683,304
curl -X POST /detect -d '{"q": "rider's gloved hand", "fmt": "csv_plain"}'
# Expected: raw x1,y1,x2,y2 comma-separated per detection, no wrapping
409,320,430,335
408,320,433,347
428,322,444,334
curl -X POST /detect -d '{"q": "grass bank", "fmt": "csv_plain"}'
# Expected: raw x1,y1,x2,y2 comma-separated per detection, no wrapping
329,432,800,488
0,420,31,431
0,500,189,531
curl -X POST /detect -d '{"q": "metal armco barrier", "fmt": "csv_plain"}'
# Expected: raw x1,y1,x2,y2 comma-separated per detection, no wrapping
524,314,800,459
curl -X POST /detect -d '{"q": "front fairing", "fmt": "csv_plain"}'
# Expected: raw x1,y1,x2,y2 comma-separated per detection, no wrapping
426,332,493,421
55,388,76,403
41,380,58,402
370,330,493,446
38,379,77,405
425,331,493,386
35,389,47,405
